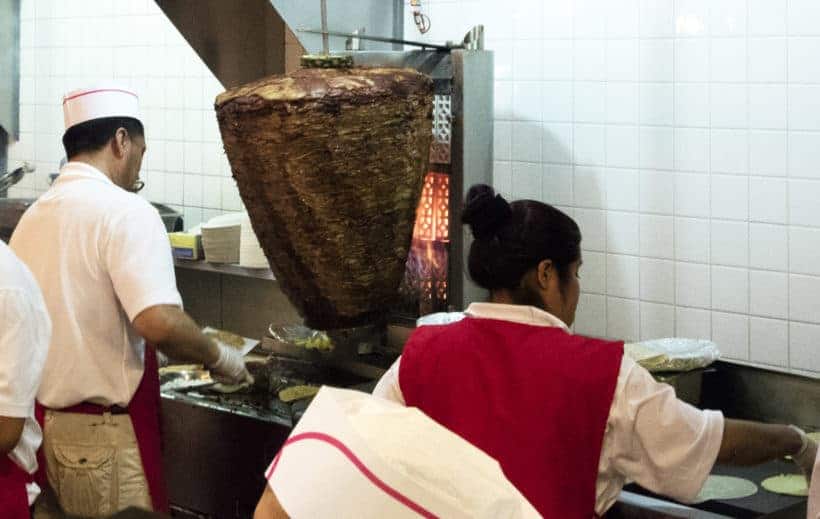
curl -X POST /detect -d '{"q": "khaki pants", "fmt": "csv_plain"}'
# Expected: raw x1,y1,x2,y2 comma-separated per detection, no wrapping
32,410,152,518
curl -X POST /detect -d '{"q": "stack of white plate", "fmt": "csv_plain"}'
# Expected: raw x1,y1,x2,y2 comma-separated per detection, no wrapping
239,214,268,269
201,213,243,264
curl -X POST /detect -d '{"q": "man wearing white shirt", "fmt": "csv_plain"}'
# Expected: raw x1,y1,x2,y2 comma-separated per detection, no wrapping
0,240,50,518
11,84,251,517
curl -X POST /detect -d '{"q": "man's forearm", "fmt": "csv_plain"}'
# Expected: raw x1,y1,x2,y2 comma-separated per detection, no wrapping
718,419,803,465
155,311,220,365
134,305,219,366
0,417,25,455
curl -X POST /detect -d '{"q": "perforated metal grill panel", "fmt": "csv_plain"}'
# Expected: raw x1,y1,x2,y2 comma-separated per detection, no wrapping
429,94,452,165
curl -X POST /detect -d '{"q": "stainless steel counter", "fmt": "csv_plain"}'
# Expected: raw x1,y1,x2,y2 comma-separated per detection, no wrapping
611,492,732,518
614,360,820,518
160,390,292,518
159,360,819,518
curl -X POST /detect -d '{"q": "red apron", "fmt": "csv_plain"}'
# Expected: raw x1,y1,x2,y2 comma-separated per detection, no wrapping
0,454,32,519
399,317,623,519
34,344,168,513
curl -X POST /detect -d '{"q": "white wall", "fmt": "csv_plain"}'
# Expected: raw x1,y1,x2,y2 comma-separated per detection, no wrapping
6,0,244,230
408,0,820,375
7,0,820,374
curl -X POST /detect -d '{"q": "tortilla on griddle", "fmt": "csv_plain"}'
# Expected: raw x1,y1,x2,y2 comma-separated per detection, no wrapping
279,385,320,403
692,475,758,503
211,381,252,394
761,474,808,496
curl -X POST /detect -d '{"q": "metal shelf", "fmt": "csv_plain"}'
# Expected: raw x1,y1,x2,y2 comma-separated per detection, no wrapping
174,259,275,281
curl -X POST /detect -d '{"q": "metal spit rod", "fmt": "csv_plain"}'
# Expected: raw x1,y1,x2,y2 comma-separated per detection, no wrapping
298,28,461,51
320,0,329,55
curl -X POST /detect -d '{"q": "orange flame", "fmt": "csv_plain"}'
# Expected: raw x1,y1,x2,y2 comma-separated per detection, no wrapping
412,172,450,242
404,172,450,313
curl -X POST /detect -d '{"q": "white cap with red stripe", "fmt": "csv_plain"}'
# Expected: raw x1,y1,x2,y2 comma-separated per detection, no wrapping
265,386,539,518
62,83,140,130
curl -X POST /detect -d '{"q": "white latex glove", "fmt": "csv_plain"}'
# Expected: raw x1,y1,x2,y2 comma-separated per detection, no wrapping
790,425,818,479
210,344,254,385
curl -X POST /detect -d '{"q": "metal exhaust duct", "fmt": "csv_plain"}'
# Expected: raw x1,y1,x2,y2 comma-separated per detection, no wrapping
154,0,403,88
0,0,21,197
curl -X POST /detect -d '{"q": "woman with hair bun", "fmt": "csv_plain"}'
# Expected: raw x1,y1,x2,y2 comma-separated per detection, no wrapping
374,184,816,518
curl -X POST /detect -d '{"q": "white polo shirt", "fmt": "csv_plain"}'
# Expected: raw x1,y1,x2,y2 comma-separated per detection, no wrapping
10,161,182,408
0,240,51,504
373,302,725,517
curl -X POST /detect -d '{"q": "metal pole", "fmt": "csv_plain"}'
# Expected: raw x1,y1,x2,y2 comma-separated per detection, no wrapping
0,129,7,198
320,0,329,55
299,28,458,51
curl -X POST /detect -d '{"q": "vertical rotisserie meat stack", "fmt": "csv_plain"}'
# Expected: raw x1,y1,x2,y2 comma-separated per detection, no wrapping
215,67,434,330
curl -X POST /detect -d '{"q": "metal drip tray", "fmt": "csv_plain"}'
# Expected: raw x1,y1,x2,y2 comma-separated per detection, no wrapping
160,357,373,426
624,460,807,518
165,385,293,425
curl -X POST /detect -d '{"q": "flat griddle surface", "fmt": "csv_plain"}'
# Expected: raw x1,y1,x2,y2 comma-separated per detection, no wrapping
626,459,806,517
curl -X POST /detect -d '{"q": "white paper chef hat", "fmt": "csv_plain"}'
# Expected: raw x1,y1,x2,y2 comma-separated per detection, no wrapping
265,387,540,519
62,83,140,130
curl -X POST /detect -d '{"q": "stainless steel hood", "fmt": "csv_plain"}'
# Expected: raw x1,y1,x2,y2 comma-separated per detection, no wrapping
0,0,20,197
0,0,19,140
154,0,403,88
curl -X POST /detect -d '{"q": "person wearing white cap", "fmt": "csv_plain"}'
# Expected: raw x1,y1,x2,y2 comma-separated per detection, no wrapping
253,386,540,519
10,84,252,517
0,240,51,519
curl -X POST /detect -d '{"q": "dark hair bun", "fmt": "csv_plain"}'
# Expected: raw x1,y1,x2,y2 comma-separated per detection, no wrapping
462,184,512,240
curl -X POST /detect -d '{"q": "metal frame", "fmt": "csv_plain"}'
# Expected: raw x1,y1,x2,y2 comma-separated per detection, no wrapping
702,361,820,429
273,0,403,53
0,0,20,197
0,131,8,198
156,0,405,88
0,0,19,141
345,48,494,310
450,49,494,308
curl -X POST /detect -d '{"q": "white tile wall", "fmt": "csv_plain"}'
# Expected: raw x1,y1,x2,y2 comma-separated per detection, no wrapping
712,311,749,360
790,227,820,276
641,302,675,340
750,270,789,319
640,170,674,214
791,322,820,373
640,258,676,304
607,254,640,299
675,217,710,262
750,317,789,367
750,223,788,270
407,0,820,375
711,220,749,267
711,266,749,313
790,275,820,324
607,297,640,342
677,262,711,308
676,306,712,339
7,0,820,374
6,0,242,231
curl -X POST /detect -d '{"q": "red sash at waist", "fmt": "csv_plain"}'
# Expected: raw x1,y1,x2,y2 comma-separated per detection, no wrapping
0,453,32,519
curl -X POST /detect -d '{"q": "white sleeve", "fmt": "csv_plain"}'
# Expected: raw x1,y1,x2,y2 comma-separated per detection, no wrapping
607,356,724,503
372,357,405,405
104,204,183,321
0,289,51,418
808,452,820,519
